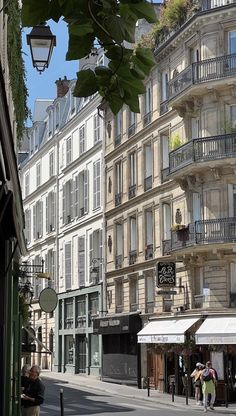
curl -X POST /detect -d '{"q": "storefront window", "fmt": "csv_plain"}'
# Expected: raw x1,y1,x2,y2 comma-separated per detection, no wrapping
64,298,73,329
90,334,100,366
65,335,74,365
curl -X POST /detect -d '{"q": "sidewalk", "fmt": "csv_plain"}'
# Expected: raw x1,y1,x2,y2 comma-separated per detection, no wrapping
42,370,236,414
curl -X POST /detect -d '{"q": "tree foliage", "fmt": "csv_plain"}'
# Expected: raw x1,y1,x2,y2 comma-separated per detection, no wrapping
21,0,157,114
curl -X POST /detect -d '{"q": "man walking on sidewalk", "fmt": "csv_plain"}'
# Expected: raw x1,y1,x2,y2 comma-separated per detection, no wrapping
201,361,217,412
21,365,45,416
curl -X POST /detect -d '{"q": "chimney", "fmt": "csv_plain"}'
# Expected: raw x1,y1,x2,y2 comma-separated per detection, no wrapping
55,76,70,98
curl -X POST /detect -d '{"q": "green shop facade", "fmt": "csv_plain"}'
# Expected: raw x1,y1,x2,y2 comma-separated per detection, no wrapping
54,283,103,376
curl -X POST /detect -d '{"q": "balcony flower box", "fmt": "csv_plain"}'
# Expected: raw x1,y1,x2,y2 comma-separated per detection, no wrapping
171,224,189,241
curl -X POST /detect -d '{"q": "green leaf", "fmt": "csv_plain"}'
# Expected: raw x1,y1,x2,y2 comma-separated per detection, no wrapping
66,33,94,60
21,0,50,26
124,94,140,113
105,16,125,43
129,1,157,23
69,21,94,37
106,92,124,114
135,47,156,67
74,70,98,97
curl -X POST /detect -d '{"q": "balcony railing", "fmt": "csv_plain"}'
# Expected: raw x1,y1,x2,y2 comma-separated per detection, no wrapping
130,303,138,312
115,254,123,269
167,217,236,251
160,100,169,115
202,0,236,11
144,175,152,191
76,316,86,328
161,167,170,182
145,301,154,314
116,305,123,313
115,192,122,206
143,111,152,126
129,249,137,265
145,244,153,260
128,184,136,199
114,134,121,146
169,53,236,100
64,317,73,329
169,133,236,174
128,123,136,137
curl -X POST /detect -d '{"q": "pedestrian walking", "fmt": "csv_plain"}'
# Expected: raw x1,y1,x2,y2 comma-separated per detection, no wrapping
201,361,217,412
191,362,204,405
21,365,45,416
21,364,31,389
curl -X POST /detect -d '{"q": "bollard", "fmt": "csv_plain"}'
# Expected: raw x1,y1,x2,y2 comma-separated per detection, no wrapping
185,375,188,405
60,388,64,416
147,377,150,397
171,381,175,402
224,383,228,408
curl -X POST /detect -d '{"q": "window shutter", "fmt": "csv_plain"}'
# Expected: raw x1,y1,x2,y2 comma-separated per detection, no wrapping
65,242,72,290
99,229,103,278
46,195,48,233
74,175,79,217
62,184,66,224
70,179,74,220
39,200,43,237
89,233,93,268
84,169,89,213
97,161,101,208
78,236,85,287
52,191,56,230
45,252,48,273
28,208,31,244
93,163,96,209
33,205,36,240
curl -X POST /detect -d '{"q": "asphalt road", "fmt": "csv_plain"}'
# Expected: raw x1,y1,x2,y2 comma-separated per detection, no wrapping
39,378,207,416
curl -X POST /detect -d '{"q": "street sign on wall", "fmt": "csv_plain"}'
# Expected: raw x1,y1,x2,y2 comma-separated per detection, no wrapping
156,262,176,287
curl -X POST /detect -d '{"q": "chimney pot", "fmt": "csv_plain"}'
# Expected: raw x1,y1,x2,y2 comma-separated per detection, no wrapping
55,76,70,98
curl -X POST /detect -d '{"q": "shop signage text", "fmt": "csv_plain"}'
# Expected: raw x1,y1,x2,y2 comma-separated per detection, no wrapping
156,262,176,287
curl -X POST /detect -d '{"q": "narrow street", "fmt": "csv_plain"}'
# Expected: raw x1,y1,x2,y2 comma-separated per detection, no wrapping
40,378,230,416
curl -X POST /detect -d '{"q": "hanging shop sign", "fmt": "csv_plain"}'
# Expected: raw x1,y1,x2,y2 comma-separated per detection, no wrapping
156,262,176,287
39,287,58,313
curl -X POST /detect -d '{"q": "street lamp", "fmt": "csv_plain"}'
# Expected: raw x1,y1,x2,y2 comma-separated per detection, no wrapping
27,24,56,74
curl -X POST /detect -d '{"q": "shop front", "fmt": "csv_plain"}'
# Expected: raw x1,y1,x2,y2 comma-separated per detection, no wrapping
138,316,202,395
94,313,142,385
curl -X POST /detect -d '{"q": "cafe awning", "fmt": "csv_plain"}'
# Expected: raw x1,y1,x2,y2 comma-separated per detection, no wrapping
137,317,199,344
195,316,236,344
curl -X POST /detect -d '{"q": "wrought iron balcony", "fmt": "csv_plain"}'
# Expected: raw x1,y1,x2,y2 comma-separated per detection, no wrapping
130,303,138,312
128,184,136,199
114,134,121,147
201,0,236,11
115,192,122,206
144,175,152,191
162,239,171,255
116,305,123,313
76,316,86,328
145,244,153,260
115,254,123,269
128,123,136,137
129,249,137,265
160,100,169,115
143,111,152,126
64,317,73,329
166,217,236,252
169,53,236,100
169,133,236,174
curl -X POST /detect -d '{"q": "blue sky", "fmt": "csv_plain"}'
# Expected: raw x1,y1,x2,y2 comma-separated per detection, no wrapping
22,20,78,121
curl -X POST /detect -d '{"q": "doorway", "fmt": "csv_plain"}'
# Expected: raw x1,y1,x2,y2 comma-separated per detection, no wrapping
76,335,86,374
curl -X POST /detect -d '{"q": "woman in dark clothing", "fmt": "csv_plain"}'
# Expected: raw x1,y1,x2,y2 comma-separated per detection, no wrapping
21,364,31,389
21,365,45,416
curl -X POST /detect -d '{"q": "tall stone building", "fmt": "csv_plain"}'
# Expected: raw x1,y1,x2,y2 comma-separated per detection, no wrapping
95,0,236,400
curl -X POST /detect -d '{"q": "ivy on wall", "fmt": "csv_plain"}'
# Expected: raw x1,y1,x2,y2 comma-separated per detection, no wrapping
5,0,30,145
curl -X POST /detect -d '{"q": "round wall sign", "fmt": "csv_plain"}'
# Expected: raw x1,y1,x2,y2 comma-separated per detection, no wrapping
39,287,58,313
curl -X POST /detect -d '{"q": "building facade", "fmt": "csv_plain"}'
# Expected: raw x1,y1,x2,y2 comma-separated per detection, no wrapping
20,75,104,376
100,0,236,400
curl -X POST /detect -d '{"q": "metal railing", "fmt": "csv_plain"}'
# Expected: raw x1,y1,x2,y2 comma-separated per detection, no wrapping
169,133,236,173
128,123,136,137
115,254,123,269
128,184,136,199
76,316,86,328
161,166,170,182
144,175,152,191
201,0,236,11
160,100,169,115
129,249,137,265
166,217,236,252
169,53,236,100
114,134,121,146
143,112,152,126
115,192,122,206
64,317,73,329
145,244,153,260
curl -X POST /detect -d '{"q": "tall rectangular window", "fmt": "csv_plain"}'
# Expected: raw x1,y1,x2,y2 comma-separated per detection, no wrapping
228,31,236,54
25,172,29,197
49,150,54,177
115,280,123,312
144,82,152,115
130,278,138,310
24,208,31,245
33,255,43,298
144,143,153,190
36,163,41,187
145,209,153,246
78,236,85,287
161,134,169,169
130,216,137,251
46,191,56,232
115,111,122,139
65,242,72,290
78,170,89,216
93,160,101,209
115,161,122,194
45,249,56,289
33,200,43,239
94,113,101,143
89,229,102,283
161,71,168,102
163,203,171,240
129,152,136,187
62,180,73,224
79,125,86,155
66,136,72,165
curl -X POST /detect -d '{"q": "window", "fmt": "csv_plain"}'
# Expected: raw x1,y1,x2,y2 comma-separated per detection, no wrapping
130,216,137,252
228,31,236,54
71,89,76,114
65,242,72,290
115,280,123,312
115,222,123,268
128,110,136,137
55,104,60,128
89,230,102,283
79,125,86,155
130,277,138,311
62,180,73,224
90,334,100,366
65,335,74,364
45,249,56,289
194,267,204,308
144,82,152,125
24,208,31,245
144,142,153,190
46,191,56,232
145,272,155,313
25,172,29,197
93,160,101,209
49,151,54,177
76,295,86,328
129,152,136,187
161,71,168,102
66,136,72,165
114,111,122,145
89,293,99,317
78,236,85,287
33,255,43,298
78,170,89,216
230,105,236,130
36,162,41,187
192,192,201,222
115,160,122,205
161,134,169,170
94,113,101,144
191,117,200,139
33,200,43,239
163,203,171,240
145,209,153,259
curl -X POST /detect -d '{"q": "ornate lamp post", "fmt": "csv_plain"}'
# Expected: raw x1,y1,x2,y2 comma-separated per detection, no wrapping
27,24,56,74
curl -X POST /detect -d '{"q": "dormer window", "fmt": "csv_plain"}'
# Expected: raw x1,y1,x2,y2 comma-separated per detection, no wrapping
49,111,53,136
71,90,76,115
55,104,60,129
30,133,34,155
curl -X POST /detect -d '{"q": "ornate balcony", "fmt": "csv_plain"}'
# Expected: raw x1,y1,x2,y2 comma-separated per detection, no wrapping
144,175,152,191
129,249,137,265
115,192,122,206
145,244,153,260
128,123,136,137
169,133,236,178
115,254,123,269
166,217,236,253
143,111,152,126
168,53,236,103
114,134,121,147
128,184,136,199
160,100,169,115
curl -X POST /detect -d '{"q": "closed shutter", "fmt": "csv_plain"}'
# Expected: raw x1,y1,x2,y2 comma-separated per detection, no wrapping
52,251,55,289
52,191,56,230
78,236,85,287
84,170,89,213
89,233,93,268
62,184,66,224
93,163,96,209
74,175,79,217
39,200,43,237
65,242,72,290
99,229,103,279
46,195,48,232
70,179,74,220
33,205,36,240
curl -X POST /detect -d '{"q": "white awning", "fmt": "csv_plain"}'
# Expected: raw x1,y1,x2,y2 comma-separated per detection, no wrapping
195,316,236,344
137,317,199,344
